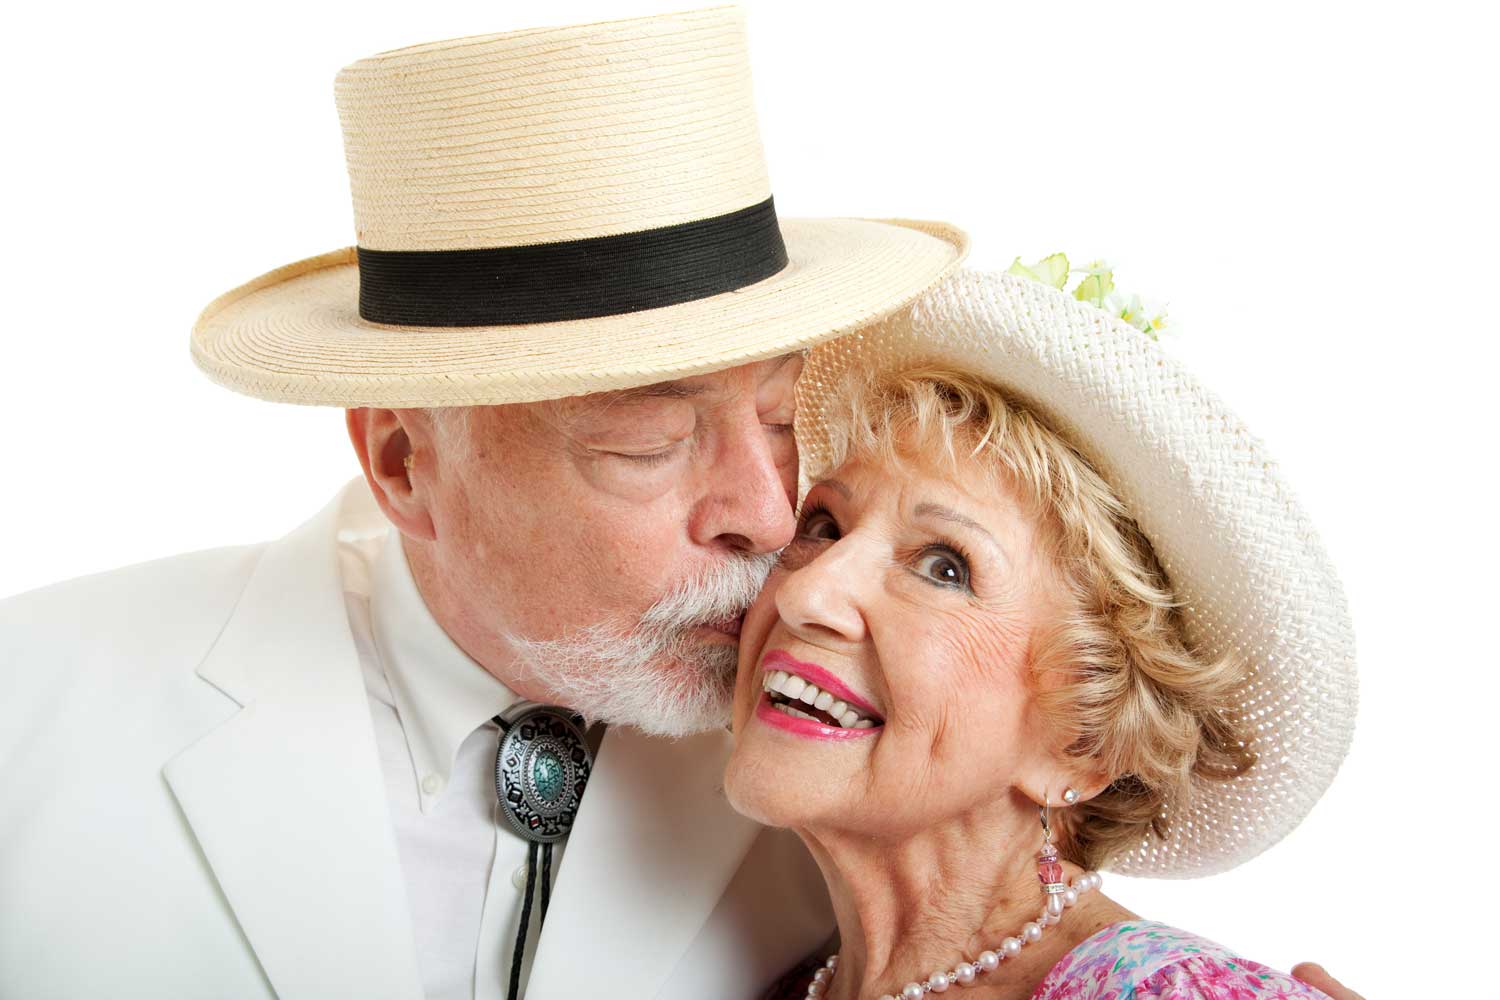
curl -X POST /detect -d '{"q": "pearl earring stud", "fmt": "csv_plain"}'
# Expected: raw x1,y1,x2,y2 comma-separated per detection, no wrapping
1062,787,1080,804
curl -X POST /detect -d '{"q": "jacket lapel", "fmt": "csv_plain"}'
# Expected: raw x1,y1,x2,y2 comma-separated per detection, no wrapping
163,482,424,1000
523,724,764,1000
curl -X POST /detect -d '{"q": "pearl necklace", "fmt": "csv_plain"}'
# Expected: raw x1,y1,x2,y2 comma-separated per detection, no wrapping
802,870,1103,1000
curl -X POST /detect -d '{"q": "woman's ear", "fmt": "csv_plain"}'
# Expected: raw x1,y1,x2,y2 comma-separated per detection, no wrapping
1018,761,1114,812
346,407,437,541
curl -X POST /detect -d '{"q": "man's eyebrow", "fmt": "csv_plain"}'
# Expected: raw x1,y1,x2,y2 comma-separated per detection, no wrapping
607,381,711,403
569,381,709,420
582,352,799,411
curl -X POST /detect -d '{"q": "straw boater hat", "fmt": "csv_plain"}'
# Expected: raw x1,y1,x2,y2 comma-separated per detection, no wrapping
795,267,1358,878
190,5,967,407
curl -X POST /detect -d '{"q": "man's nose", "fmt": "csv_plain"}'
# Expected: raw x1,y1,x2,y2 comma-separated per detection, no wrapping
687,415,797,554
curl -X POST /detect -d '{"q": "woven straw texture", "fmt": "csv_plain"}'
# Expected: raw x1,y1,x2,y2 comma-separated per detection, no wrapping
795,268,1358,878
335,5,772,250
190,6,968,406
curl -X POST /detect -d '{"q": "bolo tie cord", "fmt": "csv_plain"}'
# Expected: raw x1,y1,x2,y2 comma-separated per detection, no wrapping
496,713,556,1000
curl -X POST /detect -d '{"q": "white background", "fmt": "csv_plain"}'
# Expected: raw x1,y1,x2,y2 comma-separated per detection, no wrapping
3,2,1496,995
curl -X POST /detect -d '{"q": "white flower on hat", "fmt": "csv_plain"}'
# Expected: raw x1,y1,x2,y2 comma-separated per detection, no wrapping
1105,291,1169,340
1072,258,1114,308
1007,254,1169,340
1005,252,1070,289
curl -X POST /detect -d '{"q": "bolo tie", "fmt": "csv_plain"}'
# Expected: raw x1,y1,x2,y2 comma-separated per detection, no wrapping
492,702,596,1000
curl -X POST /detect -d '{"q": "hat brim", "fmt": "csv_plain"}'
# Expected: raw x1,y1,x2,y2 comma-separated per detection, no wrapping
191,217,967,407
795,268,1358,878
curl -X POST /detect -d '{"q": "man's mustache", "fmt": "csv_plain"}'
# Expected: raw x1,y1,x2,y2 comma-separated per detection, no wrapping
638,549,778,635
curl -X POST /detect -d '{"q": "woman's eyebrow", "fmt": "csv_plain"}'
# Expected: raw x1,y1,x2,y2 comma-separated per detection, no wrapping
913,501,1010,563
913,501,991,539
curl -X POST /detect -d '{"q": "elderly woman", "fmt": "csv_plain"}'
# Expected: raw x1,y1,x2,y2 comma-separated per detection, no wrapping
724,267,1357,1000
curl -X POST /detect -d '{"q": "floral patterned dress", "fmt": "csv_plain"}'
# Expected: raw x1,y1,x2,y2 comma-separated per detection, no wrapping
763,920,1332,1000
1031,920,1332,999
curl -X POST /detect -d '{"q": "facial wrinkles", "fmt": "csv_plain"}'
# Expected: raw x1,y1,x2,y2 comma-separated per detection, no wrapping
566,424,693,504
558,366,798,508
919,612,1034,789
853,618,1034,837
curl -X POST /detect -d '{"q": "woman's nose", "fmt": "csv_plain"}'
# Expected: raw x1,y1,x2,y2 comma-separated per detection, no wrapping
772,538,868,645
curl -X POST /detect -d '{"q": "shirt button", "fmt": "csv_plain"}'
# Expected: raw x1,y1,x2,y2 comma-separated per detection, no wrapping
421,773,444,795
511,864,530,890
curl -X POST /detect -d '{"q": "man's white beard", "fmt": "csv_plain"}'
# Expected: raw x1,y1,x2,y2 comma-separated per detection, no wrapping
504,551,778,737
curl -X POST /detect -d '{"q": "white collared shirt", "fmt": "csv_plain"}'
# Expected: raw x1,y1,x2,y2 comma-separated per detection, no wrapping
337,524,566,999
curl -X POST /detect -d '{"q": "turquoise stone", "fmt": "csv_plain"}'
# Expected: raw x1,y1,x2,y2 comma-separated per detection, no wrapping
532,750,564,802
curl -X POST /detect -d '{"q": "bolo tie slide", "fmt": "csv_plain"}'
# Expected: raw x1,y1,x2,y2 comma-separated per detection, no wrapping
493,703,595,1000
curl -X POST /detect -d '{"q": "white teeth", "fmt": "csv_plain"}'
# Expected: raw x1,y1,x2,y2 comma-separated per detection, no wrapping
762,668,880,729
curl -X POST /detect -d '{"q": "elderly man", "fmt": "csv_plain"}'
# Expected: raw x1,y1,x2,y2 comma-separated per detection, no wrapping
0,9,962,1000
0,8,1366,1000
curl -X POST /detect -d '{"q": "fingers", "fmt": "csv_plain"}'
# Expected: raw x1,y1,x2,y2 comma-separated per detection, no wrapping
1290,962,1367,1000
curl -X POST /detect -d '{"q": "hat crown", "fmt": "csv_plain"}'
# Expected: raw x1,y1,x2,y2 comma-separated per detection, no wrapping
333,5,772,252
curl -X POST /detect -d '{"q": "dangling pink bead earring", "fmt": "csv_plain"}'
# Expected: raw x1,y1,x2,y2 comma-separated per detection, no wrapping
1037,793,1069,924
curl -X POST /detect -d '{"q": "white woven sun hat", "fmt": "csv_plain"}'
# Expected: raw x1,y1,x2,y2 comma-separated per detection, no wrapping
794,267,1358,878
190,5,967,407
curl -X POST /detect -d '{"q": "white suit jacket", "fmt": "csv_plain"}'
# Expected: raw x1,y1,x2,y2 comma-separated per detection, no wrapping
0,482,834,999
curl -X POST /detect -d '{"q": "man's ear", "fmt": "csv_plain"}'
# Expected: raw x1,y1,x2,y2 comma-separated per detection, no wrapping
346,407,437,541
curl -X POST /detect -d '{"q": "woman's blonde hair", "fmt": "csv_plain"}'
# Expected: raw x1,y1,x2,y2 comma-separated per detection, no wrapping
809,364,1257,869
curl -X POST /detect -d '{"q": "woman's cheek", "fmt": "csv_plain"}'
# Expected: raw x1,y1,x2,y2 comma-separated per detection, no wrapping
736,571,783,676
731,575,784,735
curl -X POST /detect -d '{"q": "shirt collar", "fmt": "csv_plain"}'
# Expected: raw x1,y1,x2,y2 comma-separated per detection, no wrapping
370,529,521,813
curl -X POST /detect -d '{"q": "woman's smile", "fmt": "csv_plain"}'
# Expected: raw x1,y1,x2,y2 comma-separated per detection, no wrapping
754,647,885,740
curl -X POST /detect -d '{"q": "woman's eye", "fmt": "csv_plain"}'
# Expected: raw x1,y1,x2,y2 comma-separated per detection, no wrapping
797,509,841,541
914,547,969,589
